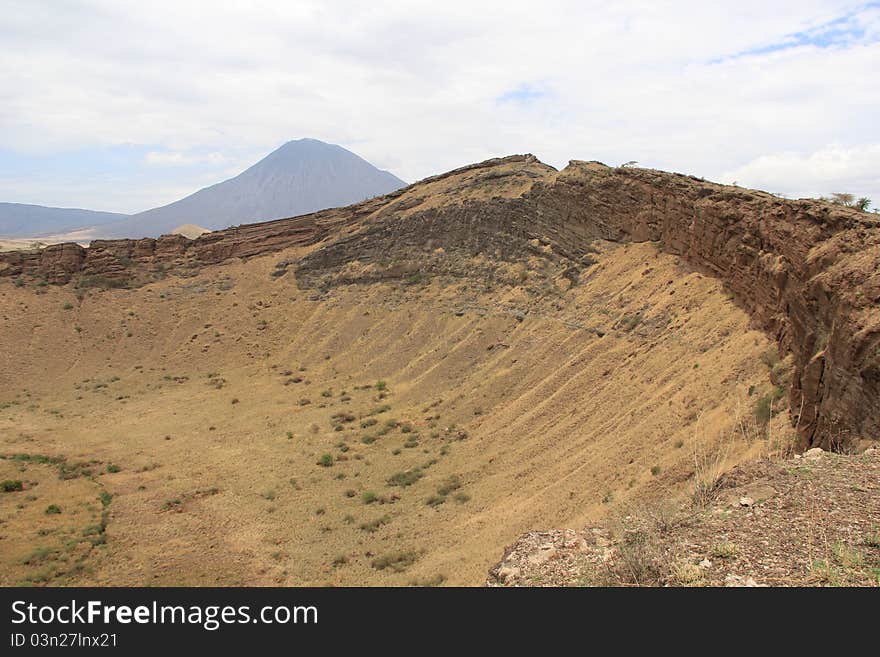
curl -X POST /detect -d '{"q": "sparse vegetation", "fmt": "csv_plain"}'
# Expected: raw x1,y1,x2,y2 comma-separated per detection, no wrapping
359,514,391,533
371,550,417,572
388,469,423,487
710,541,737,559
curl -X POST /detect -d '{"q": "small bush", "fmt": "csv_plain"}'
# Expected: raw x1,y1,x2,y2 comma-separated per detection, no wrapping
437,476,461,496
711,542,737,559
106,464,121,473
361,491,378,504
371,550,417,572
650,465,661,476
45,504,62,515
317,454,334,467
359,514,391,533
754,395,773,423
388,469,424,487
376,380,387,391
1,480,23,492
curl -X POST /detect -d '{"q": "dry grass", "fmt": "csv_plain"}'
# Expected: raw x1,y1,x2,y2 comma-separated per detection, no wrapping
0,241,781,585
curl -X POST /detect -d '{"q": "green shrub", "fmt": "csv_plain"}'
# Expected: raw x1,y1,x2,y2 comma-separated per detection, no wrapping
76,275,128,290
361,491,378,504
371,550,417,572
426,495,446,507
1,480,23,492
388,469,423,487
437,476,461,496
317,454,334,467
754,395,773,423
45,504,62,515
359,514,391,533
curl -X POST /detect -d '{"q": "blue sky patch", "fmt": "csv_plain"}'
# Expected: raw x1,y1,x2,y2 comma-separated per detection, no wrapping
713,3,879,62
497,83,549,104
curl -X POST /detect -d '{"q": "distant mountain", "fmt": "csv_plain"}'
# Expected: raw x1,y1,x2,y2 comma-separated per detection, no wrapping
0,139,406,240
99,139,406,238
0,203,127,238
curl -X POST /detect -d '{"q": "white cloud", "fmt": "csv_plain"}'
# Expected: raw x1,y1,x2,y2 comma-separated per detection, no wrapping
144,151,227,166
721,143,880,202
0,0,878,209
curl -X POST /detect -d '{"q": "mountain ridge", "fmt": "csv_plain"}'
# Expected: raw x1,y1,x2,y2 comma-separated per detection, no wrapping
0,203,127,238
0,139,406,239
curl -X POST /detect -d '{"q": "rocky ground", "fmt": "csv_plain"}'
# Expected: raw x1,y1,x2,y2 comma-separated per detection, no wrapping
488,447,880,587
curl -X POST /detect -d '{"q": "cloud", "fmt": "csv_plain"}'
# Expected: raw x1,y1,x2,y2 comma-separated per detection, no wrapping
144,151,228,166
497,84,550,105
0,0,878,210
720,143,880,202
714,2,880,61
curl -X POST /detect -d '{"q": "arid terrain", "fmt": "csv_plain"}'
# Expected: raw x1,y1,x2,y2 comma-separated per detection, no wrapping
1,155,877,586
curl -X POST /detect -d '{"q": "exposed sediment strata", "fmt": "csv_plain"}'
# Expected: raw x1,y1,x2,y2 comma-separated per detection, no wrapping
527,162,879,450
1,155,877,448
0,197,392,285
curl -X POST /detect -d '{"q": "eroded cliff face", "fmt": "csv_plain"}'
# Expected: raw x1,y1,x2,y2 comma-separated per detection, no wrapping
528,162,879,449
1,156,877,448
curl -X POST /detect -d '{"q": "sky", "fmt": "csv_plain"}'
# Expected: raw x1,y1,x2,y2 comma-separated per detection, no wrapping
0,0,878,213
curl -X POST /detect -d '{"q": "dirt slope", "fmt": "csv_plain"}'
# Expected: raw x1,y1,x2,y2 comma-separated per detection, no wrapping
488,447,880,587
0,154,876,587
1,238,784,585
